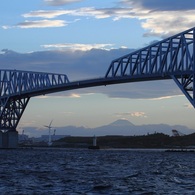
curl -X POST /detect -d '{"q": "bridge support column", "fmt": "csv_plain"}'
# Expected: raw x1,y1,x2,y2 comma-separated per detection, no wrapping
0,131,18,148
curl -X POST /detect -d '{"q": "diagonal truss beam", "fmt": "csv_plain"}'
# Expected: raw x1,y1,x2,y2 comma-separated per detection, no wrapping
0,69,69,97
105,27,195,107
171,74,195,107
0,96,30,130
105,28,195,78
0,70,69,131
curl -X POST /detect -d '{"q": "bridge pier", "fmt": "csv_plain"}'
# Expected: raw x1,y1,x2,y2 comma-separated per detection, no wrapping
0,131,18,148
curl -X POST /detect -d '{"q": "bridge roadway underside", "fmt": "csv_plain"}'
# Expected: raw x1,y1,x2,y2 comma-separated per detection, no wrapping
23,74,172,98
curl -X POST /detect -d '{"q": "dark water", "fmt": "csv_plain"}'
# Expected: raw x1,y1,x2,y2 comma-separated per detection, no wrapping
0,148,195,195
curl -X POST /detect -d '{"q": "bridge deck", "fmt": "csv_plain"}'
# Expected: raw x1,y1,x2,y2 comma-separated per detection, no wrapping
13,73,173,98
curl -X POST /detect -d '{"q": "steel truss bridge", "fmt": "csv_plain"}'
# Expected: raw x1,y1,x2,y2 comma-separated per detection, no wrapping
1,27,195,132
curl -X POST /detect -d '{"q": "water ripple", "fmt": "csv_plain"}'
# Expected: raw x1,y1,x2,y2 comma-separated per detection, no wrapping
0,148,194,194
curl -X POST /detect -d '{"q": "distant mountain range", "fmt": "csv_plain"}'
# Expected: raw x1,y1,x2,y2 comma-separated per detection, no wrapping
21,119,195,138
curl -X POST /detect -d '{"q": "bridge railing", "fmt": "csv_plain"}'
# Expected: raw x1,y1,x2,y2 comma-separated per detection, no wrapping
0,69,70,97
105,27,195,78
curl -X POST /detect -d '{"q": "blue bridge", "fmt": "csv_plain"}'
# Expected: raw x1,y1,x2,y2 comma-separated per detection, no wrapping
1,27,195,147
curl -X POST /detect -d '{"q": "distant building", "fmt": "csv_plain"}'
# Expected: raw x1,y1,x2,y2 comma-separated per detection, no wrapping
18,134,29,142
19,133,70,143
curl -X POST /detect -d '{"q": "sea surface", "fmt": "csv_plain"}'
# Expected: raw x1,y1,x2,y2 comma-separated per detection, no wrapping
0,148,195,195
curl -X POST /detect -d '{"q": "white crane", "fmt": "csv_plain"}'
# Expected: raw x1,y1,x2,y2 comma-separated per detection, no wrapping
44,120,53,146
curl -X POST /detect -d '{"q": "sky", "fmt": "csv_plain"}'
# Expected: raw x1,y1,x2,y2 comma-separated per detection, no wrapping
1,0,195,135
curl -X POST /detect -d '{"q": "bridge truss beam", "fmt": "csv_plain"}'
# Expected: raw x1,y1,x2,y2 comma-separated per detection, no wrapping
0,70,69,131
105,27,195,107
0,96,29,130
0,69,69,97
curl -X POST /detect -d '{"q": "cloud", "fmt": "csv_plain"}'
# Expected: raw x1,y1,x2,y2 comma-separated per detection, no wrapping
16,20,66,28
122,0,195,11
0,48,183,100
4,14,78,29
69,93,81,98
58,7,134,20
34,1,195,36
147,95,184,101
131,112,147,118
44,0,83,6
115,111,147,118
22,7,131,20
2,25,11,30
41,43,114,51
4,0,195,33
120,0,195,37
23,10,73,19
141,11,195,37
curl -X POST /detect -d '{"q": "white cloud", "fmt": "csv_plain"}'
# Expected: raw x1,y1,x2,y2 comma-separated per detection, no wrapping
120,0,195,37
23,7,127,20
33,1,195,36
23,10,73,19
41,43,114,51
69,93,81,98
50,4,195,37
147,95,184,101
4,0,195,33
131,112,147,118
2,25,11,30
140,10,195,37
67,7,118,19
115,111,147,118
16,20,66,28
35,94,81,98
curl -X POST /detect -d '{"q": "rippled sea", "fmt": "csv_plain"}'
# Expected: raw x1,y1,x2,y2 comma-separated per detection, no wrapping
0,148,195,195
